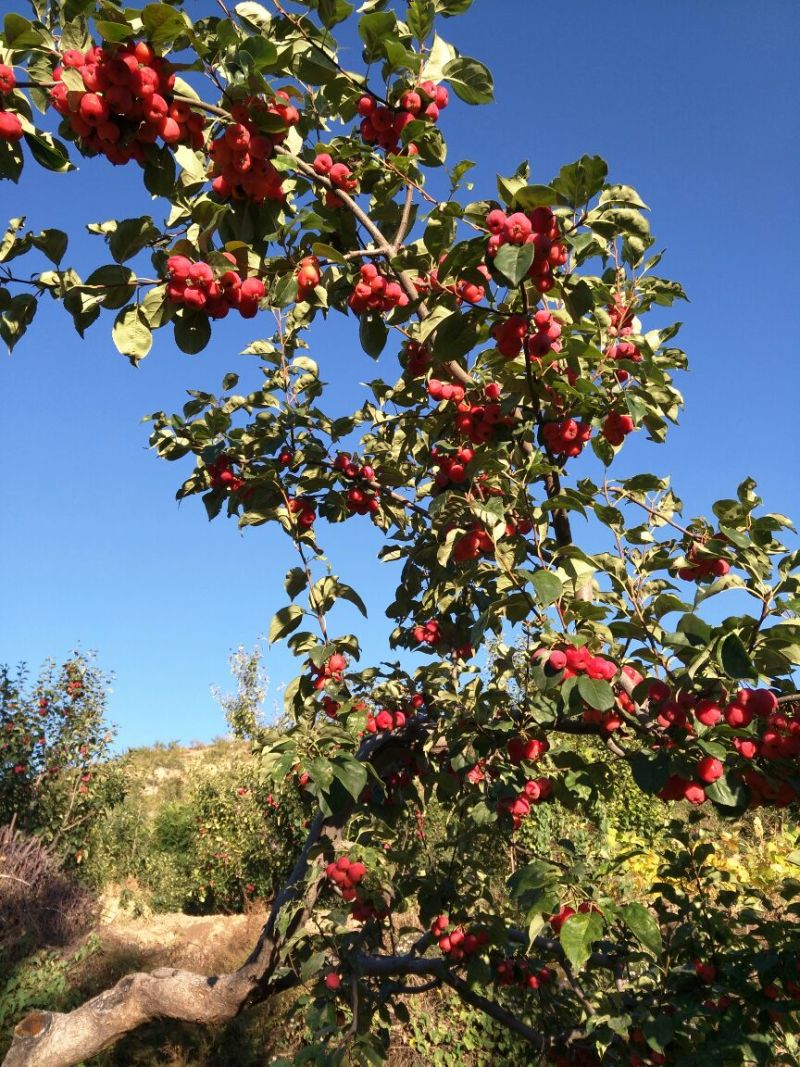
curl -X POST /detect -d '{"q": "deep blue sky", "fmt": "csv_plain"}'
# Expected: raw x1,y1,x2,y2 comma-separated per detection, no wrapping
1,1,798,750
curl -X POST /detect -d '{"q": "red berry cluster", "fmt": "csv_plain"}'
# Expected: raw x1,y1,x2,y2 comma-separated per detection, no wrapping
333,453,380,516
493,308,563,361
507,736,549,765
366,706,411,733
504,513,534,538
416,260,489,306
348,263,409,314
602,411,635,446
325,856,385,923
208,94,298,203
431,445,474,488
206,454,243,492
50,41,204,165
541,646,617,682
412,619,441,647
485,206,566,293
312,152,359,208
427,379,466,404
309,653,347,692
165,253,265,318
605,294,641,381
500,776,553,827
325,854,366,901
0,65,21,143
453,387,510,445
452,523,493,562
357,80,448,153
288,496,317,530
541,417,592,458
296,255,321,300
678,540,731,581
431,914,488,963
402,339,430,377
495,957,554,990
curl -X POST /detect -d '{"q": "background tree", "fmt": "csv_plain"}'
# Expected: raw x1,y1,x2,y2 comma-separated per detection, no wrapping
1,2,799,1066
0,652,123,861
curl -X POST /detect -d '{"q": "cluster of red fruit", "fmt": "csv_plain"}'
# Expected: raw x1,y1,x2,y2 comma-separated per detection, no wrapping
296,255,321,300
452,522,493,563
348,263,409,314
602,410,635,446
495,957,554,990
357,81,448,154
542,645,618,681
0,65,22,142
493,308,563,361
333,453,380,516
430,445,474,488
208,94,298,202
485,205,567,293
427,379,466,404
165,254,265,318
365,706,411,733
325,855,383,923
416,260,489,306
309,652,346,691
402,339,430,377
604,294,641,382
288,496,317,530
549,901,601,934
500,776,553,827
677,541,731,581
541,417,592,458
50,41,204,165
311,152,359,208
430,914,489,962
206,454,244,492
451,384,510,446
507,736,549,764
410,618,473,659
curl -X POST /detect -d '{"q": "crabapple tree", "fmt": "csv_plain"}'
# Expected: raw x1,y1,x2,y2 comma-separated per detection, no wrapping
2,2,800,1066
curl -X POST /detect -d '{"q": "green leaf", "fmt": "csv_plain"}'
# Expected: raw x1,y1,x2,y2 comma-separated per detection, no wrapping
620,903,662,956
111,305,152,362
718,632,758,680
705,774,748,810
0,293,36,352
334,581,368,618
442,56,494,105
23,131,73,173
408,0,435,42
530,570,562,605
84,264,136,309
629,751,670,795
269,605,304,644
552,154,608,209
141,3,190,48
32,229,68,265
577,676,615,711
238,35,278,72
358,12,397,59
492,242,533,287
285,567,308,599
333,757,368,800
359,312,388,358
174,312,211,355
559,912,604,970
513,185,556,210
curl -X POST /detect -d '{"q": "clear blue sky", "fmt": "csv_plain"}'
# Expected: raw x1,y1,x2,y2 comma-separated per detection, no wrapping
1,0,798,750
